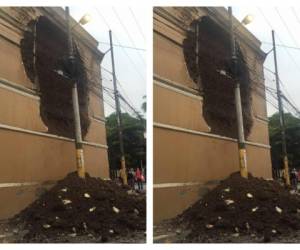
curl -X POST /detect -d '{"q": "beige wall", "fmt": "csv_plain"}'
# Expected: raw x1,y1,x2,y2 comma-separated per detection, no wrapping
0,129,109,184
153,7,272,223
153,32,197,90
154,82,210,132
0,84,46,132
0,127,109,220
154,127,271,184
0,31,32,89
153,125,272,223
0,7,109,219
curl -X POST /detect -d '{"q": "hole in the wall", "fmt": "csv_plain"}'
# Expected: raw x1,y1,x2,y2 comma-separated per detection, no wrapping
183,16,253,139
20,16,90,139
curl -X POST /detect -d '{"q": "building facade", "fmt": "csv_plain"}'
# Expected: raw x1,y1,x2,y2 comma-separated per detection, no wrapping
153,7,272,223
0,7,109,219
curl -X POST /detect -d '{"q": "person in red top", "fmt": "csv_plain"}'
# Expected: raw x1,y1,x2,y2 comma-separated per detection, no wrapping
135,168,143,190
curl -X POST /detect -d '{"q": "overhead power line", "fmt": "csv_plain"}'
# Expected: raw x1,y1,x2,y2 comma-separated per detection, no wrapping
112,7,146,67
100,65,141,113
258,7,300,72
95,8,146,82
119,93,145,122
98,41,146,51
102,87,143,119
65,44,143,117
261,41,300,51
128,7,146,42
291,8,300,23
275,8,299,47
279,79,299,109
281,94,300,117
262,67,300,113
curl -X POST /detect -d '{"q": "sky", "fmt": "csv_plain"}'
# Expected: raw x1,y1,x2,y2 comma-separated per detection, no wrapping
69,6,300,119
234,7,300,117
69,6,147,118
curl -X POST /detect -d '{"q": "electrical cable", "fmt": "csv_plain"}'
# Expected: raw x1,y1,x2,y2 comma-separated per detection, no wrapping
128,7,146,42
95,7,146,82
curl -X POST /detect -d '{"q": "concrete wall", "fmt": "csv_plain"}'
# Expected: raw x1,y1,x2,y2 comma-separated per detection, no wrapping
153,7,272,223
0,7,109,219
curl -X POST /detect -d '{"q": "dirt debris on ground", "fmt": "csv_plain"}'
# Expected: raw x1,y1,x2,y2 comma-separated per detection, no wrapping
157,172,300,243
6,172,145,243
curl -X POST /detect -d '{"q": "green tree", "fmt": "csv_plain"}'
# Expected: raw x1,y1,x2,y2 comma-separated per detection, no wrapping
269,112,300,171
106,112,146,173
141,95,146,114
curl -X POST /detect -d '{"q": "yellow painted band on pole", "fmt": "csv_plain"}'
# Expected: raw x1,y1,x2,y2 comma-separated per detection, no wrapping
76,148,85,178
283,156,290,186
121,158,128,185
239,148,248,178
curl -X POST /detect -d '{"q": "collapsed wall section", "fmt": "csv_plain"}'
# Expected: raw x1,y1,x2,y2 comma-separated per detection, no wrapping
183,16,253,139
20,16,90,139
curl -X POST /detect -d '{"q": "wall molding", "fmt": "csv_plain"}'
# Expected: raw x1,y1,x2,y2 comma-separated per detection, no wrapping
0,76,107,128
154,181,203,189
91,116,106,124
0,78,39,100
154,122,271,149
154,179,220,189
0,123,108,149
255,115,269,124
154,74,202,101
0,181,40,188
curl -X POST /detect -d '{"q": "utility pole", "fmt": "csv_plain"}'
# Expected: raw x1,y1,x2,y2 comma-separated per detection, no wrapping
272,30,290,186
65,7,85,178
228,7,248,178
109,30,128,185
195,21,203,94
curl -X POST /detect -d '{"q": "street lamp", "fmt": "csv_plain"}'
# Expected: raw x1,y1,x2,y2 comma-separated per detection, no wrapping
70,13,92,30
65,7,92,179
241,14,254,25
79,13,92,25
232,14,254,32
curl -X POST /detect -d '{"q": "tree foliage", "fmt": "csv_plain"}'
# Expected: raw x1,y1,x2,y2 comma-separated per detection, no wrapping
269,112,300,170
106,112,146,171
141,95,146,114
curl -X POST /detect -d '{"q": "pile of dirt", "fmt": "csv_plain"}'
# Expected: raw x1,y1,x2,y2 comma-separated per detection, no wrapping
177,172,300,242
10,172,146,243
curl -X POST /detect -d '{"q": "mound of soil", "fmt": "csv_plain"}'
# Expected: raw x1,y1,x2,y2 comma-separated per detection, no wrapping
177,172,300,242
10,172,145,242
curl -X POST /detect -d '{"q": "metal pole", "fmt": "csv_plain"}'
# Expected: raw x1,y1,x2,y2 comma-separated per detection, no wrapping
228,7,248,178
272,30,290,186
109,30,128,185
195,21,203,93
65,7,85,178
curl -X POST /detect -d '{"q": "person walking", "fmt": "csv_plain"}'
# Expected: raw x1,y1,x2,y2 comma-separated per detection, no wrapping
127,168,135,189
290,168,298,191
135,167,143,191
